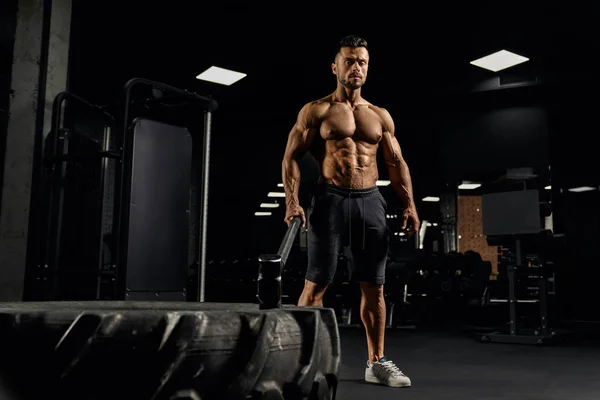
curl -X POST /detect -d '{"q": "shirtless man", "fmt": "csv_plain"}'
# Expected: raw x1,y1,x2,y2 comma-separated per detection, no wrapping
281,35,420,388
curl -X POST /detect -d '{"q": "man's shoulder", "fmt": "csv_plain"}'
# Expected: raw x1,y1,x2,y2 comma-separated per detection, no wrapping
299,96,332,117
365,103,393,121
307,94,335,108
364,102,389,115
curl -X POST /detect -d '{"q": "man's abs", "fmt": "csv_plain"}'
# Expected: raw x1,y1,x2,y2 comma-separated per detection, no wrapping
315,139,378,188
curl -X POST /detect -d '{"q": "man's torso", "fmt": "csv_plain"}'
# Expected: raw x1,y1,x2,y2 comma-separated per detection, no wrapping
309,97,384,189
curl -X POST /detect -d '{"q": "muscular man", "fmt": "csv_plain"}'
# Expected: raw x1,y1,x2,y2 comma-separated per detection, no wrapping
281,35,420,388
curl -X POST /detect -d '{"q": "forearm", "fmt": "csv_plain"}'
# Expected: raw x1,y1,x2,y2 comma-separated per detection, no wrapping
388,161,416,210
282,156,302,208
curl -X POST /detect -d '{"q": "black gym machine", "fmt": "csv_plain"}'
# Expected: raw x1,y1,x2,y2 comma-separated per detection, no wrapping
478,189,562,345
29,78,217,302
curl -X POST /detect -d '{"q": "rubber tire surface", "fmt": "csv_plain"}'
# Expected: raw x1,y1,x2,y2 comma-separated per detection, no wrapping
0,301,340,400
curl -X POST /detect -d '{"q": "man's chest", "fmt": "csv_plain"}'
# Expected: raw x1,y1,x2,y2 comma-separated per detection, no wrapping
319,107,382,144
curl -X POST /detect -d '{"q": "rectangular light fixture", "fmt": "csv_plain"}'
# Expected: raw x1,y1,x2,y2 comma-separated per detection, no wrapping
545,185,551,190
255,212,272,216
422,196,440,202
376,180,391,186
568,186,596,193
260,203,280,208
267,192,286,198
470,50,529,72
277,183,284,187
196,66,247,86
458,182,481,190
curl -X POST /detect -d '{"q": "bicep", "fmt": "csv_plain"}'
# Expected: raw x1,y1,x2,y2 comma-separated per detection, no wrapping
378,108,404,167
284,105,318,160
284,125,315,159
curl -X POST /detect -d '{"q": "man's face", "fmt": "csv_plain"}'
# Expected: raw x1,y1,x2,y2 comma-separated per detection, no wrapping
332,46,369,89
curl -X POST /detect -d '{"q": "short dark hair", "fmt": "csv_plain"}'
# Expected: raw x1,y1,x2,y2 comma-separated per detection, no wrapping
334,35,368,61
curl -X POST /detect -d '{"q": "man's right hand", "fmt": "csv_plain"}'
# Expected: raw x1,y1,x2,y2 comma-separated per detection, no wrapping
284,206,306,228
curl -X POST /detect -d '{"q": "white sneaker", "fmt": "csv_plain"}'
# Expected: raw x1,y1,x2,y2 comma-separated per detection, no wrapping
365,357,411,387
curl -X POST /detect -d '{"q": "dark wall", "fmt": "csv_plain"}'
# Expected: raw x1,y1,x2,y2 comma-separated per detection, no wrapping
547,87,600,321
436,87,550,182
0,0,17,214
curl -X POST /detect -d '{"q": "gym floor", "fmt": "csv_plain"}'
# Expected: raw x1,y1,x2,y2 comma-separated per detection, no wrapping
335,325,600,400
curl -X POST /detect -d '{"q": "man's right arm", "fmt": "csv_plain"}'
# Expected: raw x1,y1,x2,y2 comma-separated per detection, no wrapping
282,103,318,227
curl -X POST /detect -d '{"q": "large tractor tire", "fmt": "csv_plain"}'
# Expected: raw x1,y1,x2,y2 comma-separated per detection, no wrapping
0,301,340,400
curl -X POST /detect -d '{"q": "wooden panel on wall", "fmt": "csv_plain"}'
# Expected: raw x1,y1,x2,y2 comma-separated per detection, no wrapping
457,195,499,278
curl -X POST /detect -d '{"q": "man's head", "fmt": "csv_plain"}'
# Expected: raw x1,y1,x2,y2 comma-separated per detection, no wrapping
332,35,369,90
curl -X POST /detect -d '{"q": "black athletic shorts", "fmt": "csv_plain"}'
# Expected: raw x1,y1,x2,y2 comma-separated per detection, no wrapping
306,183,389,285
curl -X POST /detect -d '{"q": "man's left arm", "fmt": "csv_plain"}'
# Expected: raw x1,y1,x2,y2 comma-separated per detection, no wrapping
379,109,420,235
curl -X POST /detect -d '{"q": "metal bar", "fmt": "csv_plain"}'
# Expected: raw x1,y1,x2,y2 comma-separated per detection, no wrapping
387,302,395,327
489,299,539,303
50,133,68,299
122,77,218,109
198,107,213,302
47,152,120,163
43,95,69,282
51,92,114,144
417,219,428,249
277,216,302,266
507,239,522,335
45,96,70,299
538,273,549,333
538,238,549,334
96,125,112,300
113,81,138,299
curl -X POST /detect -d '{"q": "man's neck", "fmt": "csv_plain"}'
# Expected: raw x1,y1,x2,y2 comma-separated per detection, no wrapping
333,86,362,106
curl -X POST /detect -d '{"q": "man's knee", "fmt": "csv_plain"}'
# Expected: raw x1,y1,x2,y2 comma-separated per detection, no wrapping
305,268,335,288
303,279,329,296
298,279,329,306
359,281,384,296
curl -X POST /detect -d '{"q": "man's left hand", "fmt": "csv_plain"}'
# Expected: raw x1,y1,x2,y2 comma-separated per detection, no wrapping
401,207,420,237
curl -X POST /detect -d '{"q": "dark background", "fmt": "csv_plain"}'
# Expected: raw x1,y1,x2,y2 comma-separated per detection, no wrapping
67,0,600,318
2,1,599,317
0,0,18,205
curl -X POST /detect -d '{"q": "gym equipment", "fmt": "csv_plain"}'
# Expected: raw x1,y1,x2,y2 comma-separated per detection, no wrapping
257,216,302,310
459,251,492,303
34,91,118,300
0,301,339,400
384,258,417,329
117,78,216,302
479,190,560,345
32,79,216,302
119,118,192,300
